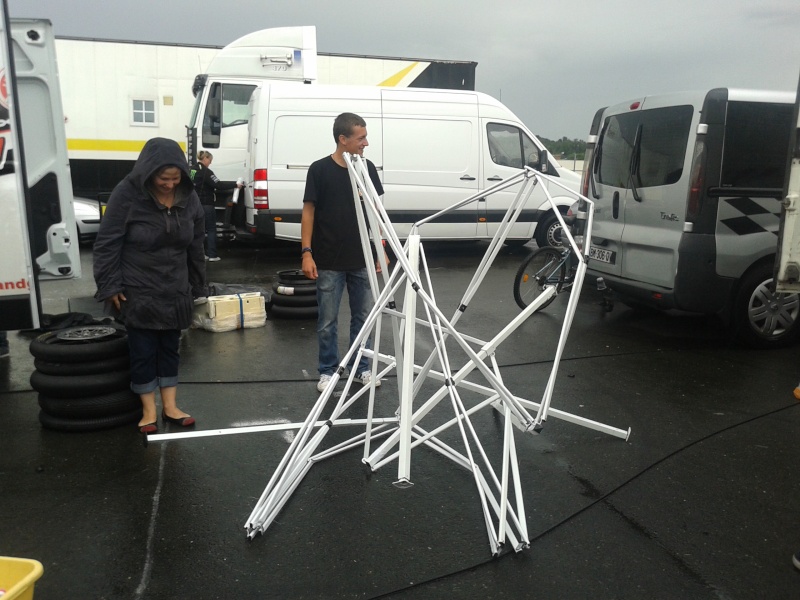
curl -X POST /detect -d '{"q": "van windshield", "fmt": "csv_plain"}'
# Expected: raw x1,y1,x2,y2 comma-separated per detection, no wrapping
598,105,693,189
720,101,792,189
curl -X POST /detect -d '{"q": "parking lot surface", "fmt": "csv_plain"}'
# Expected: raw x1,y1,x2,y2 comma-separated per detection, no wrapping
1,241,799,599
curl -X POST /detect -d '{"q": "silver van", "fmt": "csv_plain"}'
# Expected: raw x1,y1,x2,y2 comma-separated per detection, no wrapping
581,88,797,348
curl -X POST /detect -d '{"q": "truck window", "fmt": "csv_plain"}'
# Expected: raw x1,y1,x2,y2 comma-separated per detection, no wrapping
720,101,793,189
598,106,692,189
201,83,256,147
221,84,256,127
486,123,539,169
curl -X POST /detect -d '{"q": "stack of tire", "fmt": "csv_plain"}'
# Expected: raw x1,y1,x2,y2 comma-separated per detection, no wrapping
30,323,141,432
268,269,318,320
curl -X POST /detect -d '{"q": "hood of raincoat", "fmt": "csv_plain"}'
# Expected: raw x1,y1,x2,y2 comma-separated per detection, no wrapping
129,137,194,198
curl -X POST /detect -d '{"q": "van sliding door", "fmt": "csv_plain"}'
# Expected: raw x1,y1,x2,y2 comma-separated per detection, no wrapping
381,90,479,239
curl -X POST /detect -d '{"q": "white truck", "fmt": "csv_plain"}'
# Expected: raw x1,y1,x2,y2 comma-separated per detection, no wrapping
0,12,79,331
52,26,477,200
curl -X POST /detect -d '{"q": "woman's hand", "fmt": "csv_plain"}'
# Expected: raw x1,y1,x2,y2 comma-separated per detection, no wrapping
108,292,127,311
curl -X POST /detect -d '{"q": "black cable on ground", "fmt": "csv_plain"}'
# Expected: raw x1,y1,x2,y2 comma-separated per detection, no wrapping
366,401,800,599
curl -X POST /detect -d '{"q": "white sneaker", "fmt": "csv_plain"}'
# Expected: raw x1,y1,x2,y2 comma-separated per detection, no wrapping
317,374,333,392
357,371,381,387
208,256,221,262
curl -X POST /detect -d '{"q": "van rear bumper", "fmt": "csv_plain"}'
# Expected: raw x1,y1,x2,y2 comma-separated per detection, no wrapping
587,234,733,314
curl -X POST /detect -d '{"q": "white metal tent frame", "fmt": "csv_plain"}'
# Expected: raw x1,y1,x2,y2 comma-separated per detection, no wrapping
149,155,630,554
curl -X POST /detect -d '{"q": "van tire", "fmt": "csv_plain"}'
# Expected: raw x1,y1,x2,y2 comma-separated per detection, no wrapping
732,263,800,348
535,211,565,248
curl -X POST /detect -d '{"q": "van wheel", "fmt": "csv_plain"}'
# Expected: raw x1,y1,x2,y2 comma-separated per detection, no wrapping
535,212,564,248
733,263,800,348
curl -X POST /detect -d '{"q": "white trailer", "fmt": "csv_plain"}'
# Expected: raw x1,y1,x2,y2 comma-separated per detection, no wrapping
52,26,476,198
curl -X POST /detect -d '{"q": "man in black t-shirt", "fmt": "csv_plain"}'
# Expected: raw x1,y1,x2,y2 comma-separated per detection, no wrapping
301,112,385,393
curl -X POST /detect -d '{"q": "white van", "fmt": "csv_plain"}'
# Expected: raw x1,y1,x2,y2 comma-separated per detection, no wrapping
581,88,798,348
240,83,580,245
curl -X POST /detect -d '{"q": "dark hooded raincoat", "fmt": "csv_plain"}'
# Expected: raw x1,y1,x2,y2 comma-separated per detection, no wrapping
93,138,207,330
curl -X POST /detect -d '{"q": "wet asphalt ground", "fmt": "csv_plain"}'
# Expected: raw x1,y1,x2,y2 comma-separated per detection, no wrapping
1,239,799,599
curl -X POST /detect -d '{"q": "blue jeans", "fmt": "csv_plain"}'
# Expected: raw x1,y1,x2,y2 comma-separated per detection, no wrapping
316,268,373,377
127,328,181,394
203,204,218,258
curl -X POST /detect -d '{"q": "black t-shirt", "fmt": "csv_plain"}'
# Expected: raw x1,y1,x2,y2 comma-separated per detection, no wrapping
303,155,384,271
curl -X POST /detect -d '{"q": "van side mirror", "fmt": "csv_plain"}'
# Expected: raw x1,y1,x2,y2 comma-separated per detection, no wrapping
537,149,549,174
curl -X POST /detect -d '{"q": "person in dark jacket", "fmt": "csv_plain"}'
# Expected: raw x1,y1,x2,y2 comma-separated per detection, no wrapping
190,150,242,262
94,137,207,434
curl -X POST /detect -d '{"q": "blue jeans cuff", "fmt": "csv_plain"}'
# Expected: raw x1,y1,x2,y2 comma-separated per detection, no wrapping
158,375,179,389
131,378,158,395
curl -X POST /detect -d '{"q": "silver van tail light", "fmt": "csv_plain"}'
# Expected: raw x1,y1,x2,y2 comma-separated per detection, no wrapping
686,139,707,222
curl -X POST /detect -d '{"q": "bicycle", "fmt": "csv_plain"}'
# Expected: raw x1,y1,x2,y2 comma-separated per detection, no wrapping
513,245,577,311
512,203,580,311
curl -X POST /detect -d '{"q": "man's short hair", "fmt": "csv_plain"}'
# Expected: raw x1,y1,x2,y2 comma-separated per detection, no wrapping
333,112,366,143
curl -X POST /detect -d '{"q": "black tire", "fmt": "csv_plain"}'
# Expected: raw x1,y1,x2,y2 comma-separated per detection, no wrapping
38,407,142,433
732,263,800,348
270,292,319,308
268,304,319,320
271,281,317,296
34,354,130,376
38,389,140,418
30,369,131,398
30,324,128,363
534,211,565,248
276,269,316,284
513,247,566,311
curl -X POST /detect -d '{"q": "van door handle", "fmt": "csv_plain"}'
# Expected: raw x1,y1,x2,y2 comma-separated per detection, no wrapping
461,174,476,181
486,176,502,181
612,191,620,220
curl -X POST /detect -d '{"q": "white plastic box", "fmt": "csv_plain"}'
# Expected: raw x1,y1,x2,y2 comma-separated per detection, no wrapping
193,292,266,332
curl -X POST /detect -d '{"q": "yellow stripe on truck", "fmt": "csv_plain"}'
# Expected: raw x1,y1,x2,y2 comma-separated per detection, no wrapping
378,62,420,87
67,139,187,152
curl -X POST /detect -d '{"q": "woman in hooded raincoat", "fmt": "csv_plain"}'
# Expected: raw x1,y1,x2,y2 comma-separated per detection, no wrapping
94,138,207,433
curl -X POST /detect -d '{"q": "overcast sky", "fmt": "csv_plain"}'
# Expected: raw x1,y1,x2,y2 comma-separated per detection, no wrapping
7,0,800,140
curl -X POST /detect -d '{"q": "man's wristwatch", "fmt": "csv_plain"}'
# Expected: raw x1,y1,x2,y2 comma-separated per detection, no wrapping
301,247,313,256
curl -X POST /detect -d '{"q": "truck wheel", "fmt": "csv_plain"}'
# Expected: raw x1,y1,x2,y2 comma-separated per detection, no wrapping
732,263,800,348
535,211,565,248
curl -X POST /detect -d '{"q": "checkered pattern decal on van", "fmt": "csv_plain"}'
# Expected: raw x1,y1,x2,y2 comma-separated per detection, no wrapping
719,197,780,236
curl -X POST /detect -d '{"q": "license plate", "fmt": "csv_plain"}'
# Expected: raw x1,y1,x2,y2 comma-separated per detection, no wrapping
589,246,615,264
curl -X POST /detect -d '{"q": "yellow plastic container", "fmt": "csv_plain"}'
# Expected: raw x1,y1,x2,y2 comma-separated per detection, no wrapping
0,557,44,600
